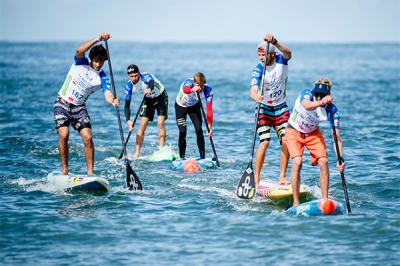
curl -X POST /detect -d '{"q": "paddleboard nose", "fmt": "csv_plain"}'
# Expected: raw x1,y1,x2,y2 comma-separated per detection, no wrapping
318,198,337,214
183,159,200,173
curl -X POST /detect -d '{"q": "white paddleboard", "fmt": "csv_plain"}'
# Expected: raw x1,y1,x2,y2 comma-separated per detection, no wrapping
47,170,109,193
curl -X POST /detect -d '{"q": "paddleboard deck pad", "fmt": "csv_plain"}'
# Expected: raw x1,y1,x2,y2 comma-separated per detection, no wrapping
148,146,180,162
172,158,217,173
47,171,109,193
286,199,345,216
257,179,312,202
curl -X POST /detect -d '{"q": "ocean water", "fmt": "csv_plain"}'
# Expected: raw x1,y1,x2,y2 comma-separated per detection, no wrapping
0,42,399,265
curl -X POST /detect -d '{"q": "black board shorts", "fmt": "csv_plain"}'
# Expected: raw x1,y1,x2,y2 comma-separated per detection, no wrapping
53,97,91,131
141,90,168,121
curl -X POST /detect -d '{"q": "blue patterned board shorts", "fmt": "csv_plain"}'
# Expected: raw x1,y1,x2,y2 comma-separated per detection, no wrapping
53,97,91,131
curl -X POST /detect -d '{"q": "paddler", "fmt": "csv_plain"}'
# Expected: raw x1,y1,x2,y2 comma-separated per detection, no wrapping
53,32,119,176
124,64,168,159
250,34,292,188
175,72,213,159
284,79,345,206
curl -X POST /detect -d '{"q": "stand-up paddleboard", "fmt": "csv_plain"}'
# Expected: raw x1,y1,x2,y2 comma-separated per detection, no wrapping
257,179,312,202
148,146,180,162
47,171,109,193
172,158,217,173
286,198,345,216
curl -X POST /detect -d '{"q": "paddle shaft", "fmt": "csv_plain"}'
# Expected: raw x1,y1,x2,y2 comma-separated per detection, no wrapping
196,92,220,167
104,41,127,159
248,41,270,165
328,105,351,213
104,40,139,189
118,97,145,159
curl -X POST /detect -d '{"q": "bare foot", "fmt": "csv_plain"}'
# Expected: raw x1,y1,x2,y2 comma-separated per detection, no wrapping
279,177,288,185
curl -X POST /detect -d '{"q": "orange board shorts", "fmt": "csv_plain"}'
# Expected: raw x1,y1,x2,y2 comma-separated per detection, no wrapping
284,127,327,166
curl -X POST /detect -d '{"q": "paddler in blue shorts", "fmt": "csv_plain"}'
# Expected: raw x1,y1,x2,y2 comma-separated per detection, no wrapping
53,32,120,176
124,64,168,159
250,34,292,188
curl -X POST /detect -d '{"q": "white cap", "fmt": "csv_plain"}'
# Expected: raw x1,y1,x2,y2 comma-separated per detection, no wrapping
257,40,275,53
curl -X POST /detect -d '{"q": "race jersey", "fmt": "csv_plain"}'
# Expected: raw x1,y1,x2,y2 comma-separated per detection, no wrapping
124,72,164,100
175,78,213,108
250,52,288,106
58,56,110,105
288,89,340,133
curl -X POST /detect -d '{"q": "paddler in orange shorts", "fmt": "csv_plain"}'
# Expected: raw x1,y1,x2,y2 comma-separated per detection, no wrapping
284,79,345,206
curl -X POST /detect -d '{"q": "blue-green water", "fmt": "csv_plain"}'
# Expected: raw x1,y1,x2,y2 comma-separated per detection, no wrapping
1,42,399,265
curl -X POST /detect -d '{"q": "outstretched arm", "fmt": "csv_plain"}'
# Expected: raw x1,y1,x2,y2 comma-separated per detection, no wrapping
75,32,111,58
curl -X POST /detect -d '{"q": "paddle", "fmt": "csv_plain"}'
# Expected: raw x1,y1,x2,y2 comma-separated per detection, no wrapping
118,97,145,159
236,41,270,199
196,91,220,167
328,104,351,213
104,40,142,190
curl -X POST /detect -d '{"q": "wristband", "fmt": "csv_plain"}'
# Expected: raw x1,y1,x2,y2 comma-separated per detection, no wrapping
96,36,101,42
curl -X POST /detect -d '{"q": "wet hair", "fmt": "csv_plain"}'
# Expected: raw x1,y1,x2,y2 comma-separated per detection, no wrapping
127,64,140,74
193,72,206,85
88,44,108,60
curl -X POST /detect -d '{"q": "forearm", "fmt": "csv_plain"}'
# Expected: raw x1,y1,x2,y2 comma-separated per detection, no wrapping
250,86,259,101
124,100,131,121
76,37,100,58
303,99,322,111
275,41,291,60
104,90,116,105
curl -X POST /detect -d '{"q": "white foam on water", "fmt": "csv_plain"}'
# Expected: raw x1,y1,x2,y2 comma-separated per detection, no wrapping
104,157,125,167
219,157,236,163
9,176,68,195
177,182,237,199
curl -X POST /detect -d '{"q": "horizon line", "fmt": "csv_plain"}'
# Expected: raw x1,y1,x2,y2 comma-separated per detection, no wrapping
1,40,399,45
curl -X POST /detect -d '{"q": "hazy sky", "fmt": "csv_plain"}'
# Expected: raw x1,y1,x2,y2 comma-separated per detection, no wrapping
1,0,399,43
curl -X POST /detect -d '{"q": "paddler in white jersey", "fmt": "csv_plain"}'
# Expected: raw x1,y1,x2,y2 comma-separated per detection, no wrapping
53,32,120,176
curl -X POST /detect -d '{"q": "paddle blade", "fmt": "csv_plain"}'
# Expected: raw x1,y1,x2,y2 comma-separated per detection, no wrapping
236,166,256,199
126,162,142,191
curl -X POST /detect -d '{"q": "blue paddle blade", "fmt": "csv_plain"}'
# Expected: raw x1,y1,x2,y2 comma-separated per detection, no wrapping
236,165,256,199
126,162,142,190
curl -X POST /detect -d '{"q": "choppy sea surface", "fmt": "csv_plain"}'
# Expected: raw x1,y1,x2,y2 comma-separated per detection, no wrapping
1,42,399,265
